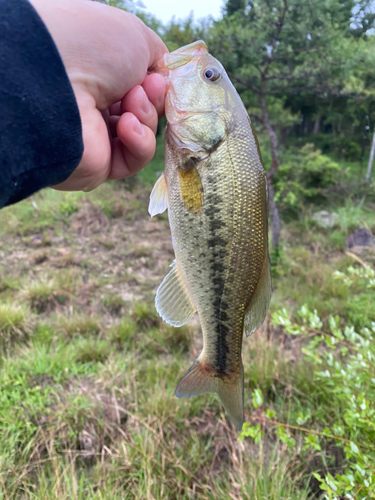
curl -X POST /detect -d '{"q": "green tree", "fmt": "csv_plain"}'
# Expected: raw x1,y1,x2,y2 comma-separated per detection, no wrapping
209,0,375,246
162,15,212,51
211,0,375,176
224,0,246,16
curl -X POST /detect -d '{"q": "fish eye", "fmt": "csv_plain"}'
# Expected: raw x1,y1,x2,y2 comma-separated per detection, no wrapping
203,67,220,82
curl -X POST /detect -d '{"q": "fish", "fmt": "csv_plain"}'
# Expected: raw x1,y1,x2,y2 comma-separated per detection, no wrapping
148,40,271,431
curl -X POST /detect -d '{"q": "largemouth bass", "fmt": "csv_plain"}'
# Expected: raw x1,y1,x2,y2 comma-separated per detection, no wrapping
149,41,271,431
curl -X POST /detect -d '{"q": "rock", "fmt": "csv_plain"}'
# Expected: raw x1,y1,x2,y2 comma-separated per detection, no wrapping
313,210,339,229
79,427,98,461
346,227,375,249
30,234,44,245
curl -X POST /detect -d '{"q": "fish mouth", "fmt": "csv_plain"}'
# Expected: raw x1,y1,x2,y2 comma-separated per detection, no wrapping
151,40,208,78
167,105,223,124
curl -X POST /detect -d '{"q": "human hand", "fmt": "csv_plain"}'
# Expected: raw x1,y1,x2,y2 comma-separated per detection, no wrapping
30,0,167,192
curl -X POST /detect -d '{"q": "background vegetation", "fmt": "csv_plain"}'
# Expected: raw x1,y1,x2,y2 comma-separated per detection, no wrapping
1,0,375,498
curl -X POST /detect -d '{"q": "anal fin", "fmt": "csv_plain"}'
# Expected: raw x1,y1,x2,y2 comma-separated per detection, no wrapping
155,261,196,327
244,256,272,337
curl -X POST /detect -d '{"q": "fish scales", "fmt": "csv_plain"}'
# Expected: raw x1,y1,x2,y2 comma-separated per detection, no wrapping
149,41,271,430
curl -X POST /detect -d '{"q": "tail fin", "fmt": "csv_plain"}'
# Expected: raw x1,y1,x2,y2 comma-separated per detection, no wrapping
175,358,244,431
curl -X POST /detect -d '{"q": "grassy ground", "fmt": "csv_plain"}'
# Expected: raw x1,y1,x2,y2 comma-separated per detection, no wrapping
0,144,374,499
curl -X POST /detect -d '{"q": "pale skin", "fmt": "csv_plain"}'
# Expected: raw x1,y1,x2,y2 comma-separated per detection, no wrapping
30,0,168,192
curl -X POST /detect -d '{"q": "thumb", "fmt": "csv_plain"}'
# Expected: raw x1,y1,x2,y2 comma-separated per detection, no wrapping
31,0,168,109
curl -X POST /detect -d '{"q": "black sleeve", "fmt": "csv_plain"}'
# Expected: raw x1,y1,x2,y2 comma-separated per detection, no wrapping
0,0,84,209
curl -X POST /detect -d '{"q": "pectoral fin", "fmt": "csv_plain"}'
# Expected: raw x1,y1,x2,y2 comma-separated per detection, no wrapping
155,261,196,327
149,173,168,217
244,256,272,337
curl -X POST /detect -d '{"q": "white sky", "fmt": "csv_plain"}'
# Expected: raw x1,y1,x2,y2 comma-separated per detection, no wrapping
139,0,225,24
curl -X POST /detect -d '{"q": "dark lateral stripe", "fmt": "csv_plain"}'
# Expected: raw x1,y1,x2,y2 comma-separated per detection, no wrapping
205,179,230,373
208,236,227,248
214,321,230,372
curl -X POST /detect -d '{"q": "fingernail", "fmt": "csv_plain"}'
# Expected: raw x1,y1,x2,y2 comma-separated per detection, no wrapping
133,116,144,136
156,93,165,110
142,97,151,114
137,86,151,114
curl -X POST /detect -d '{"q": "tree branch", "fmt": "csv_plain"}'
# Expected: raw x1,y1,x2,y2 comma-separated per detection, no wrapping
273,45,319,59
266,71,320,81
315,47,341,67
227,72,261,94
249,113,265,124
261,0,288,83
265,85,359,96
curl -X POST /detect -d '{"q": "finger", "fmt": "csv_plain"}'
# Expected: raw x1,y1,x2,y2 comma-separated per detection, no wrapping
121,85,158,134
101,108,110,128
109,101,121,115
102,107,117,139
108,112,156,179
142,73,166,118
109,115,119,138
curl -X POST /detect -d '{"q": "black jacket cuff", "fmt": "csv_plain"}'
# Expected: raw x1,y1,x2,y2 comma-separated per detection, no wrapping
0,0,84,208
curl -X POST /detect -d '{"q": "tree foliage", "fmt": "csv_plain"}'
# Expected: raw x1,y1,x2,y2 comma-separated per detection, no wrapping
207,0,375,171
101,0,375,239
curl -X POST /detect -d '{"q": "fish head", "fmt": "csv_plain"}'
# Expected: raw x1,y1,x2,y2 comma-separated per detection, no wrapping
155,41,244,152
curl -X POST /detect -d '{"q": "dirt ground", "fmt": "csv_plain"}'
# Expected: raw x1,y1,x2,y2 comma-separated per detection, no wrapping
0,188,174,314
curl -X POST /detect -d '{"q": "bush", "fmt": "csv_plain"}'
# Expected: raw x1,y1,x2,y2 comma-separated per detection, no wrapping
241,264,375,499
274,144,340,217
310,133,362,161
333,136,362,161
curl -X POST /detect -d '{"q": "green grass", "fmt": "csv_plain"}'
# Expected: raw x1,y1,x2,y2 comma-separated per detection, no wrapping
0,302,33,351
271,212,375,330
0,151,374,498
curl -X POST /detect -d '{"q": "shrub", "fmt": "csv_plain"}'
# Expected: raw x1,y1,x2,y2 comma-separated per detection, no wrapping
241,264,375,499
274,144,340,217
